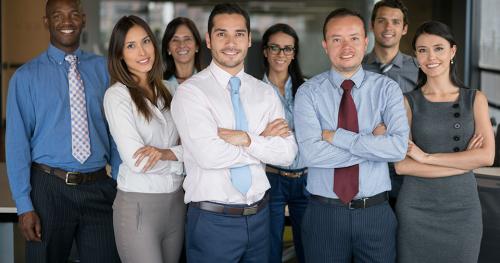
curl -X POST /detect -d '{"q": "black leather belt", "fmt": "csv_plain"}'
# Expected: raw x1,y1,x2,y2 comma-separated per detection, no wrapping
32,163,108,186
266,165,307,178
190,193,269,216
311,192,388,209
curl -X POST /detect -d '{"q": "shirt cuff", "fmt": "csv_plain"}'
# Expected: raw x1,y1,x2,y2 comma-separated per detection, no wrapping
15,195,34,215
170,145,183,162
332,128,356,150
245,132,264,157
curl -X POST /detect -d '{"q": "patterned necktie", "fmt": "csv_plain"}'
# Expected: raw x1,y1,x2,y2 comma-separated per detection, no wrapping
229,76,252,194
65,54,91,164
380,63,393,74
334,79,359,203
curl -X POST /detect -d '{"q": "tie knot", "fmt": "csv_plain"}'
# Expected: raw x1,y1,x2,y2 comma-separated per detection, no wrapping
229,77,241,93
341,79,354,92
65,54,77,65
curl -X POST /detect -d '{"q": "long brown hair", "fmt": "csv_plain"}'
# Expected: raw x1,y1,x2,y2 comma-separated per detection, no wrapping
108,15,172,121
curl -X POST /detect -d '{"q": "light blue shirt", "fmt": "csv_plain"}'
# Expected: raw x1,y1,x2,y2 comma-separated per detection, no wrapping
6,44,120,214
262,74,305,170
294,67,409,199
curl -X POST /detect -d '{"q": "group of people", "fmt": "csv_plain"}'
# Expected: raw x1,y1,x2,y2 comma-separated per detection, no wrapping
5,0,494,263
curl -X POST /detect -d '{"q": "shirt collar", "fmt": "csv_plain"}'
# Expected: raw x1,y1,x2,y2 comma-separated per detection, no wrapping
47,44,83,65
329,66,365,90
365,50,404,68
209,61,245,89
263,73,293,98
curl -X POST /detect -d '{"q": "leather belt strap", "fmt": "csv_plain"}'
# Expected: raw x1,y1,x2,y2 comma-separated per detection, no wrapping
190,193,269,216
311,192,388,209
265,165,307,178
32,163,108,186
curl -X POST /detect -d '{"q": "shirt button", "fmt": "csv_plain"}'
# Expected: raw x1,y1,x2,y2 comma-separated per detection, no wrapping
454,123,461,129
453,136,460,141
453,147,460,152
452,103,459,108
454,112,461,118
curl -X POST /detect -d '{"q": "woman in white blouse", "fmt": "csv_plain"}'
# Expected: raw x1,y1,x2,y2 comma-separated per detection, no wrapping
104,15,185,263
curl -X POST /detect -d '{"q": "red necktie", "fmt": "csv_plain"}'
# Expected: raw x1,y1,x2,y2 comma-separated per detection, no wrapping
334,79,359,204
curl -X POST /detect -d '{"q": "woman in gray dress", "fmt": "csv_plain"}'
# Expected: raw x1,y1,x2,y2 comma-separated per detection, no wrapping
395,21,494,263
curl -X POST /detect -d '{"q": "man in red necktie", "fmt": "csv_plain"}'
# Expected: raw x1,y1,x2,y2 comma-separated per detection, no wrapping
294,8,409,263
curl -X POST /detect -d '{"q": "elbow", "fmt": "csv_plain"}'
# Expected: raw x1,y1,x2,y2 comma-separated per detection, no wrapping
394,161,408,175
483,152,495,167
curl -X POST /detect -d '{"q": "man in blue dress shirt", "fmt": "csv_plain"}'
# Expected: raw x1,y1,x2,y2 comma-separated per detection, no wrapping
5,0,120,262
294,8,409,263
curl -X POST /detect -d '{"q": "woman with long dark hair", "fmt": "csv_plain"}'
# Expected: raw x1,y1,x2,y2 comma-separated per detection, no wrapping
261,23,307,263
161,17,203,92
395,21,494,263
104,15,185,263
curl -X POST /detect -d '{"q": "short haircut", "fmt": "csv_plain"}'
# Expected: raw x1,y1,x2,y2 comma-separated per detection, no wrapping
322,8,366,40
371,0,409,26
207,3,250,34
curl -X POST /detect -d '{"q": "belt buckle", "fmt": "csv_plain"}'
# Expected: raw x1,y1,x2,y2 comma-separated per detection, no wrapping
242,206,258,216
65,172,80,186
348,198,367,209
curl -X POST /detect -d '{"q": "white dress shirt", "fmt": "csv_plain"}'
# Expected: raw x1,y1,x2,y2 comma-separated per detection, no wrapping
104,81,184,193
171,62,297,205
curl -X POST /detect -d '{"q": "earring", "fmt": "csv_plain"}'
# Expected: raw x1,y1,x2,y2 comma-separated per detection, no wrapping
451,59,454,64
195,49,199,53
168,51,172,55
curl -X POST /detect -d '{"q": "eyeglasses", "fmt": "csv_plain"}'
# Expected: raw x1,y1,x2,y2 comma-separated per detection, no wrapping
266,45,295,56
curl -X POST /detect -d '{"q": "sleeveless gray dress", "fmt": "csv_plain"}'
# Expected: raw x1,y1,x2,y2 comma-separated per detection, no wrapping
396,88,482,263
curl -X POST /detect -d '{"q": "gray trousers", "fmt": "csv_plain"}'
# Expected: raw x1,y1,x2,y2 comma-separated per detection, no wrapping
113,187,186,263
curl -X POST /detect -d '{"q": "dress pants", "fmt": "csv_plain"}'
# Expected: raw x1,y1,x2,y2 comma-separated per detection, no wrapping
267,172,308,263
113,188,186,263
26,167,120,263
301,197,396,263
186,202,270,263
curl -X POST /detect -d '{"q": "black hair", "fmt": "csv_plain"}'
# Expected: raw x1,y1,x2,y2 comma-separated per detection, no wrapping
371,0,409,26
412,21,464,89
261,23,304,97
208,3,250,34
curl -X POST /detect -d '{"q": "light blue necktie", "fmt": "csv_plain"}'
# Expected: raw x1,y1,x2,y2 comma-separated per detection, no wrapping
229,76,252,194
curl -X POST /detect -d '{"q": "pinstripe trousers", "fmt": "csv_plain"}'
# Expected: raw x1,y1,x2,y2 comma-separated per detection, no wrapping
26,167,120,263
301,197,396,263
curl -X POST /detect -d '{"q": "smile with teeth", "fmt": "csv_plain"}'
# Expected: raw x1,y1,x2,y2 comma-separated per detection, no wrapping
273,59,286,64
60,29,75,34
176,50,189,55
426,63,440,68
137,58,150,64
382,33,394,38
222,49,239,56
340,54,354,59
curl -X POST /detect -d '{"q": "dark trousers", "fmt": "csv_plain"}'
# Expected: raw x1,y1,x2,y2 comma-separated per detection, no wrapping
388,163,402,209
301,197,396,263
26,167,120,263
267,172,308,263
185,203,270,263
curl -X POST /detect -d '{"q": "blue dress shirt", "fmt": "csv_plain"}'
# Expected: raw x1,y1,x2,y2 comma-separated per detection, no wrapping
294,67,409,199
262,74,305,170
6,44,120,214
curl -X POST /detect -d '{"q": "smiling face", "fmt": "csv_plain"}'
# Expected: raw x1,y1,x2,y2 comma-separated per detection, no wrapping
44,0,86,53
264,32,295,75
415,33,456,79
168,24,198,66
206,13,251,75
322,15,368,78
372,6,407,49
122,25,155,82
